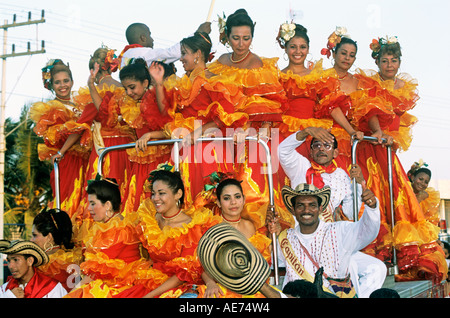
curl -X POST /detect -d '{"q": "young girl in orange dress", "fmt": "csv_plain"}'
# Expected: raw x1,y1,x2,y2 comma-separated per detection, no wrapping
119,58,174,214
197,178,273,298
31,208,83,292
65,179,152,298
29,60,92,218
207,9,291,227
149,31,247,205
135,168,221,298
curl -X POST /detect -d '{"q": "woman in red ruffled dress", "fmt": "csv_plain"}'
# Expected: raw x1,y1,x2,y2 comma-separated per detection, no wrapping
360,38,447,283
119,59,174,214
207,9,291,226
149,31,248,205
29,60,92,218
197,178,273,298
136,168,221,298
65,179,152,298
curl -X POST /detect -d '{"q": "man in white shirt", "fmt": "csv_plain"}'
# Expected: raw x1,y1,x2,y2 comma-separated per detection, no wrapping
277,127,387,298
119,21,211,68
275,183,380,298
0,240,67,298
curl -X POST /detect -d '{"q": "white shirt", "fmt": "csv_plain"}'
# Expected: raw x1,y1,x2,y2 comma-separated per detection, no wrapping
277,200,380,290
120,42,181,68
0,280,67,298
278,131,362,220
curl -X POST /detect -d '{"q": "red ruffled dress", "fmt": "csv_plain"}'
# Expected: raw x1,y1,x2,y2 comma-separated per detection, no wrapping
121,88,173,214
207,57,291,225
134,200,222,297
162,67,248,204
65,213,152,298
29,93,93,218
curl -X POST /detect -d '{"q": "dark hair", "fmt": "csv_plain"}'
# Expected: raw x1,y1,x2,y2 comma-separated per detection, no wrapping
226,9,255,37
125,23,149,45
376,42,402,61
33,208,74,249
311,133,338,150
216,178,244,200
283,280,318,298
335,37,358,54
290,24,310,46
86,179,121,212
119,58,151,87
181,32,212,63
442,241,450,258
412,167,431,179
149,170,185,207
369,288,400,298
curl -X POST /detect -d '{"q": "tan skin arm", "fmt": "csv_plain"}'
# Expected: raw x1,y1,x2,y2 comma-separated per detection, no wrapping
368,115,394,146
330,107,364,142
87,63,103,111
51,133,81,164
142,275,184,298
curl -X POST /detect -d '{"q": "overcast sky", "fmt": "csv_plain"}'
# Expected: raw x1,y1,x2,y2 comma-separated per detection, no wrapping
1,0,450,180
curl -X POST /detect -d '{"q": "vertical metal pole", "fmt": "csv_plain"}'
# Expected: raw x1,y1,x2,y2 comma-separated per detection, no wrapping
386,145,398,274
0,20,7,285
351,139,360,221
53,161,61,210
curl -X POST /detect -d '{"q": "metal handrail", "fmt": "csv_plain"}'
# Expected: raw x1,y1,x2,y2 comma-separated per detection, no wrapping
351,136,398,274
53,161,61,210
97,136,280,285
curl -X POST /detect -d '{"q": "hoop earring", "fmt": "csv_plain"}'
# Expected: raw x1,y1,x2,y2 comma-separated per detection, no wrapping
306,53,313,63
283,52,289,61
331,58,335,67
44,241,54,252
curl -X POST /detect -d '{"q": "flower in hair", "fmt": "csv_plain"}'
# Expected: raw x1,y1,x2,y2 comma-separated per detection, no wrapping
370,35,399,59
276,22,296,49
218,13,228,45
321,26,351,58
147,162,174,185
103,49,120,72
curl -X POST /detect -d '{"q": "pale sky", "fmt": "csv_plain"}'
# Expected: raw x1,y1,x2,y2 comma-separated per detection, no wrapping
1,0,450,181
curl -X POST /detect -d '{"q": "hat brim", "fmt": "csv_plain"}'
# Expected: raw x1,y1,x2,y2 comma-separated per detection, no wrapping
197,223,271,296
0,240,49,267
282,184,331,213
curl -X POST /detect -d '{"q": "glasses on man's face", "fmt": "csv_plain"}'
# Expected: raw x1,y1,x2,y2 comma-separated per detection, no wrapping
311,142,333,151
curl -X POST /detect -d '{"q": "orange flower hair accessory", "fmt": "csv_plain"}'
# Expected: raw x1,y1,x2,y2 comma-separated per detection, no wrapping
370,36,399,59
102,49,120,73
321,26,350,58
218,13,228,46
41,59,62,90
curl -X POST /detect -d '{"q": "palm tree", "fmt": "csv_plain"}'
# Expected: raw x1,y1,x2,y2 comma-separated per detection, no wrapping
3,104,52,240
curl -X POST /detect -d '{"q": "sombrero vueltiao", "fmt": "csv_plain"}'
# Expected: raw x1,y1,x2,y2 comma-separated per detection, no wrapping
0,239,49,267
282,183,331,213
197,223,271,296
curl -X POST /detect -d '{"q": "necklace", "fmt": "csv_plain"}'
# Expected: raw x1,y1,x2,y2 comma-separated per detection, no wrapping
230,50,251,64
161,208,182,220
55,95,72,103
338,72,349,80
222,214,241,224
98,74,112,83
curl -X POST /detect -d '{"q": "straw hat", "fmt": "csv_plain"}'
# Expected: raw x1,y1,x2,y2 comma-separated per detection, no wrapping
197,223,271,296
282,183,331,213
0,239,49,267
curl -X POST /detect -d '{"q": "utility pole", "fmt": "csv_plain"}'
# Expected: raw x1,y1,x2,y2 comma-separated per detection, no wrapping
0,10,46,284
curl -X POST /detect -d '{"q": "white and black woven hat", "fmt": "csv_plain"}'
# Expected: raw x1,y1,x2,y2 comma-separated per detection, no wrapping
0,239,49,267
282,183,331,213
197,223,271,296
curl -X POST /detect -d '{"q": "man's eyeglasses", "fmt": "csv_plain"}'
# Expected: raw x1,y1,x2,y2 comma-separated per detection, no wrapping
311,142,333,151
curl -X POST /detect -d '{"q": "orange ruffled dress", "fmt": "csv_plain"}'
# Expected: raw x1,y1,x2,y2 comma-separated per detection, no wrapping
29,93,93,218
162,67,248,204
207,57,290,225
37,247,83,292
121,88,173,214
134,199,222,298
65,213,152,298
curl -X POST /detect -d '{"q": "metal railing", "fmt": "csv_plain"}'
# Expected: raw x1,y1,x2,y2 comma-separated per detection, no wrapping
351,136,398,275
96,136,281,285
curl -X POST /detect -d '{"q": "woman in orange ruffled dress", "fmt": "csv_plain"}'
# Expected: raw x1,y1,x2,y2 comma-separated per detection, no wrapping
119,58,174,214
65,179,152,298
31,208,83,292
356,37,446,284
29,60,92,218
197,178,272,298
207,9,290,226
276,22,336,163
149,31,248,204
135,168,221,298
